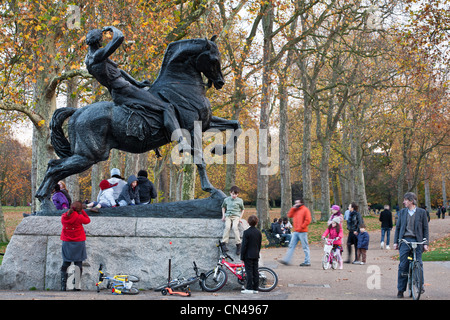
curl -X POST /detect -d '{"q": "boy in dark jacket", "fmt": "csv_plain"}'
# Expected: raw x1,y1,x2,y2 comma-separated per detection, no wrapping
240,215,262,294
137,170,157,204
355,224,369,265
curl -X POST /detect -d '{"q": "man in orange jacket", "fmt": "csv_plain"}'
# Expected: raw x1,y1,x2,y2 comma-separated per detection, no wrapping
279,198,312,266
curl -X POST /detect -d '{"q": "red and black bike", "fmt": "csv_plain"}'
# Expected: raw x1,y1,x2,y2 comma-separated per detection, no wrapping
199,241,278,292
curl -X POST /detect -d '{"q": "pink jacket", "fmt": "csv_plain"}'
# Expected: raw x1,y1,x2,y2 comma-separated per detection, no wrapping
322,226,344,245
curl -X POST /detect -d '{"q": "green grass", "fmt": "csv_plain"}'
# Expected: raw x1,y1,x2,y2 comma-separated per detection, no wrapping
1,206,31,263
422,236,450,261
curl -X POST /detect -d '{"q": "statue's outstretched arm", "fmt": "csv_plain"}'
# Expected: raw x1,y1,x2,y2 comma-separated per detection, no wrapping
92,26,124,63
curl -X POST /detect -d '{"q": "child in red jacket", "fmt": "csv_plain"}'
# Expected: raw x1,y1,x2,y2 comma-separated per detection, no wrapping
60,201,91,291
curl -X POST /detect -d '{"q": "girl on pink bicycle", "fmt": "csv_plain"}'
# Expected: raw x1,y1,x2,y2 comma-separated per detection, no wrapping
322,217,344,269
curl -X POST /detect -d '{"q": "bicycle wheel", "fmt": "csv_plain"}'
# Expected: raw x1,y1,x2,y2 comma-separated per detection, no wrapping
331,254,339,270
200,267,228,292
411,262,423,300
257,267,278,292
126,275,140,283
114,285,140,295
322,253,330,270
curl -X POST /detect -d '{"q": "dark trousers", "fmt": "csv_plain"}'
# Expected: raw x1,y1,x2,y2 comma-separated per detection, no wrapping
61,261,83,273
244,259,259,291
397,237,423,292
346,232,358,261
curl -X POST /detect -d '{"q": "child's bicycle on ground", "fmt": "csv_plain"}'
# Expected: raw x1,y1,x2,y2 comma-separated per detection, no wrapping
154,261,203,297
199,241,278,292
96,264,140,295
322,238,339,270
399,238,427,300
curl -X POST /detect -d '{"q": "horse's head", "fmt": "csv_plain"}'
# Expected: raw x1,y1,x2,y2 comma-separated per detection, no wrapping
196,35,225,90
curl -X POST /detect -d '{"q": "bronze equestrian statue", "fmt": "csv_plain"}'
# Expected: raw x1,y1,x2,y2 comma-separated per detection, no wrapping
35,27,241,204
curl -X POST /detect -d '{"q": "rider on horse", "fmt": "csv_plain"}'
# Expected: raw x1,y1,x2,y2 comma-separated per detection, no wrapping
85,26,189,152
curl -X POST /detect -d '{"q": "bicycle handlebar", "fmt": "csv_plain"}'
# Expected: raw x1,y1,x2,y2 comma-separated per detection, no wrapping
97,264,105,282
399,238,427,245
323,237,339,245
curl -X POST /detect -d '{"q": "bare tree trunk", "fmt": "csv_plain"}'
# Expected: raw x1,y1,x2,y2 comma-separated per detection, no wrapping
65,76,80,202
424,165,431,210
153,153,168,203
109,149,122,174
351,133,368,216
91,162,104,201
331,169,340,206
182,159,196,200
279,95,292,218
256,2,273,229
443,171,448,208
319,140,331,221
0,200,9,243
278,14,297,218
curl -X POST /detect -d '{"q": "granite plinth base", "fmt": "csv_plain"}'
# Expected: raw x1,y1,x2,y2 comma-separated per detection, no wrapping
0,216,248,291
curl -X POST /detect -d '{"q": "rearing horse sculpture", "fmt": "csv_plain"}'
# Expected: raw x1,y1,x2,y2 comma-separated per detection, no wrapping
35,35,240,202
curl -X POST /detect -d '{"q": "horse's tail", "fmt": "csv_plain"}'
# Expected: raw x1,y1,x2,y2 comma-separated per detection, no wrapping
50,107,76,158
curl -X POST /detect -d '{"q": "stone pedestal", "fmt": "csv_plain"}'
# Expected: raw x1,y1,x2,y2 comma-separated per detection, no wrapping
0,216,247,291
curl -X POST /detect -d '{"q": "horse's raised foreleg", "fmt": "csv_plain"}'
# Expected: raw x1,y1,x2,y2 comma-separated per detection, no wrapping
35,154,97,201
208,116,241,156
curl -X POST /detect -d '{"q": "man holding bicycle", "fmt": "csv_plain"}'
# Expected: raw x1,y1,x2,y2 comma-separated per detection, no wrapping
393,192,429,298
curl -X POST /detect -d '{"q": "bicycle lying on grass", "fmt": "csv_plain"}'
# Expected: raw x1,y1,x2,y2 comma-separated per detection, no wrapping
400,238,427,300
199,241,278,292
96,264,140,295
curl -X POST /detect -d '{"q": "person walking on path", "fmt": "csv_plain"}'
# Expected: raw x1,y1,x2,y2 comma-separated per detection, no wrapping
60,201,91,291
279,198,312,266
240,215,262,294
221,186,245,255
436,206,442,219
393,192,429,298
379,205,393,249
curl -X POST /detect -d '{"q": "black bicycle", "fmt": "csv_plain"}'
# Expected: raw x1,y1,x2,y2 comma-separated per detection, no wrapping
399,238,427,300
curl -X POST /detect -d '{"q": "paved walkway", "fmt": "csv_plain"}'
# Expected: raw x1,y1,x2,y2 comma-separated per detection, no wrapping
0,218,448,301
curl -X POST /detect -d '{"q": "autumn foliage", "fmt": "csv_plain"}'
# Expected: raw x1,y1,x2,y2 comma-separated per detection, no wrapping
0,0,448,217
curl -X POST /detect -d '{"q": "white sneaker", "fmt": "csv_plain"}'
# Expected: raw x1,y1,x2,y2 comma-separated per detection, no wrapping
253,290,259,294
241,289,254,294
386,245,390,250
380,242,384,249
